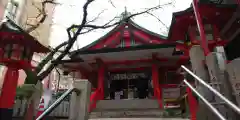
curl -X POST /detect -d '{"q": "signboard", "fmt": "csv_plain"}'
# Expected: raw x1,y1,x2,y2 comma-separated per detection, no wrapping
162,88,180,99
110,72,149,80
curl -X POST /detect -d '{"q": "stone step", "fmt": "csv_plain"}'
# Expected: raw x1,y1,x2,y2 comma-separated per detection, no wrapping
94,99,160,111
37,118,189,120
90,109,184,119
89,118,189,120
91,99,183,118
90,109,164,118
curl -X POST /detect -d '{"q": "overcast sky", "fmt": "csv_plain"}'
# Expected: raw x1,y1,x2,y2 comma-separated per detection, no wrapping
50,0,192,49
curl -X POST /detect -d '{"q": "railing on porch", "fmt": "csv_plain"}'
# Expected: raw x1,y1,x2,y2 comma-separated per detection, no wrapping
181,65,240,120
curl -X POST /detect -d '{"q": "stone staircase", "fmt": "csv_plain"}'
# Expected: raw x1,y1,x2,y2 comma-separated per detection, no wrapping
89,118,188,120
23,99,187,120
89,99,184,119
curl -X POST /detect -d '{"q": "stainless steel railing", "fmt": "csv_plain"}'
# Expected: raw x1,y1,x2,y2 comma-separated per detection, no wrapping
35,87,81,120
183,79,226,120
181,65,240,120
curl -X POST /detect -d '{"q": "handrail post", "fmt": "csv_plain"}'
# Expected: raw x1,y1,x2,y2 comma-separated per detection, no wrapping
69,80,91,120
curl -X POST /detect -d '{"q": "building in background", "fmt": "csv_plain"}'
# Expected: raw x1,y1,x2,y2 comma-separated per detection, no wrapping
0,0,9,21
0,0,56,88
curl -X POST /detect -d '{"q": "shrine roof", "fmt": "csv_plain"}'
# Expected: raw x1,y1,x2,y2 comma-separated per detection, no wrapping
0,20,50,53
72,3,237,56
79,19,168,50
168,3,237,41
71,43,175,56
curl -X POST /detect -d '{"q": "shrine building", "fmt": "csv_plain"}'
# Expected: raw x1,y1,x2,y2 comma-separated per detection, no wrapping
58,1,240,118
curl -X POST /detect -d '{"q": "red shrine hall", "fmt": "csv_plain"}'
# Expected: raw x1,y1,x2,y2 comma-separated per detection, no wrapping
60,2,237,114
62,10,191,110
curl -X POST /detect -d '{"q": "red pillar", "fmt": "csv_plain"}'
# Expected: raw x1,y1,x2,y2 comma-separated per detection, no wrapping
192,0,210,55
186,85,198,120
97,64,105,100
152,63,163,108
0,67,19,119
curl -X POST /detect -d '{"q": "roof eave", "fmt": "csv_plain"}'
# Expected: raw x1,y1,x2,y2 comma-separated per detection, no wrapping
70,43,176,58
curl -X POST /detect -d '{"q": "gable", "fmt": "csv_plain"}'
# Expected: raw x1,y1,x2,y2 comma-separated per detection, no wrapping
82,20,168,51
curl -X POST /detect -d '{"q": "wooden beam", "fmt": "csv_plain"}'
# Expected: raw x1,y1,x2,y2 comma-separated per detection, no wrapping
109,67,150,72
107,65,182,72
105,57,171,65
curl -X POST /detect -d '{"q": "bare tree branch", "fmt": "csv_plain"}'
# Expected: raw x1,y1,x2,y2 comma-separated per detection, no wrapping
25,0,59,33
108,0,116,8
68,2,172,32
146,11,169,31
86,9,107,24
35,1,172,81
35,41,68,74
37,0,95,81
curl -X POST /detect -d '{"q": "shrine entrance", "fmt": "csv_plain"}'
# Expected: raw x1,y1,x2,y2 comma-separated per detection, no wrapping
108,71,152,100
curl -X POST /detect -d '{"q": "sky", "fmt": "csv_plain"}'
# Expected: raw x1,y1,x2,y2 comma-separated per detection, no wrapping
49,0,192,50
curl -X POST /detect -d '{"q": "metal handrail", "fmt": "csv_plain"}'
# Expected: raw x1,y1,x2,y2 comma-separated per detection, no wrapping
184,79,226,120
35,87,81,120
181,65,240,114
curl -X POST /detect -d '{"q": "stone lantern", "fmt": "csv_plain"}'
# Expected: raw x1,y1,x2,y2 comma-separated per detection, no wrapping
0,20,49,119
